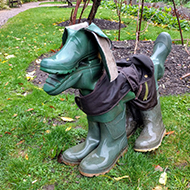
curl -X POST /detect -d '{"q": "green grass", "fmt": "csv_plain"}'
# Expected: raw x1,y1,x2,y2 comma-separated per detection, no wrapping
0,5,190,190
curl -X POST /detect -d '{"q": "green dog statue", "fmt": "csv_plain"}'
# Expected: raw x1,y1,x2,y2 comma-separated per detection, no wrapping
40,22,171,177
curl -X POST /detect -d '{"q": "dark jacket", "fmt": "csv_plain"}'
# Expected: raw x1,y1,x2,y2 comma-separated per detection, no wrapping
75,54,157,116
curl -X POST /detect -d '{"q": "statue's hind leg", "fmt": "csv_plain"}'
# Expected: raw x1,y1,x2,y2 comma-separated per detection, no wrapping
134,32,172,152
150,32,172,89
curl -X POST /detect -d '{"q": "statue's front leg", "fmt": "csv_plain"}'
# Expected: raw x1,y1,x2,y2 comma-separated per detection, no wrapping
58,119,100,166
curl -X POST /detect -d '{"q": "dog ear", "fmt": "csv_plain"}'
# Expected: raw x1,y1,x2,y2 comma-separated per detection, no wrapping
85,23,118,82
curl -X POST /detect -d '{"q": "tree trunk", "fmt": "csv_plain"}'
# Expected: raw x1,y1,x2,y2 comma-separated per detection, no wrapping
172,0,184,45
87,0,101,23
138,0,144,41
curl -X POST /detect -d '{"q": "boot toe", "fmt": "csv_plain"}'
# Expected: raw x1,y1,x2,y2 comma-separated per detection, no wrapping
134,127,166,152
59,149,81,166
155,32,172,51
79,153,111,177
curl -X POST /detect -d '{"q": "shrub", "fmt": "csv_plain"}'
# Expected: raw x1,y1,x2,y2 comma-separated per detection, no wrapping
0,0,9,10
101,1,190,31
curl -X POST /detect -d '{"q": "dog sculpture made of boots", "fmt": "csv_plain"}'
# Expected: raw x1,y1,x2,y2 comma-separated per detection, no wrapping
40,22,171,177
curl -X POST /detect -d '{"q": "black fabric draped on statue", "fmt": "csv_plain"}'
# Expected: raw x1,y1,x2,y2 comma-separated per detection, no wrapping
75,54,157,116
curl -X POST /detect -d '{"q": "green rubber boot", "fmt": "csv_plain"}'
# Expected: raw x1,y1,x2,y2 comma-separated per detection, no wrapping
58,119,100,166
57,91,135,167
134,92,166,152
79,106,128,177
43,58,103,96
126,103,143,138
40,29,99,75
133,32,171,152
150,32,172,89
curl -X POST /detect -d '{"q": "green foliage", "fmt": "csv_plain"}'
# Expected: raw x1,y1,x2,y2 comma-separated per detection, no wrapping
0,0,9,10
21,0,38,3
101,1,190,31
147,0,189,6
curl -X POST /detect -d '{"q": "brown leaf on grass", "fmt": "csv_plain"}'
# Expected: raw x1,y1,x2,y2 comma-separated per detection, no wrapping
60,98,65,101
154,165,163,172
26,108,34,112
50,49,56,53
5,131,11,135
5,82,9,86
75,116,80,119
16,140,25,146
49,105,56,109
13,114,18,117
165,131,175,135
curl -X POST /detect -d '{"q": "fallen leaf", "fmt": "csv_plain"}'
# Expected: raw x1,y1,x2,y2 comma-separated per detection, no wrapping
45,130,51,134
5,82,9,86
49,105,55,109
32,180,37,184
5,131,11,135
26,70,36,81
75,116,80,119
16,140,25,146
5,54,15,59
152,186,163,190
60,98,65,101
65,126,72,131
159,171,167,185
50,49,56,53
25,154,29,160
154,165,163,172
35,59,41,64
26,108,34,112
61,117,74,122
114,175,129,181
165,131,175,135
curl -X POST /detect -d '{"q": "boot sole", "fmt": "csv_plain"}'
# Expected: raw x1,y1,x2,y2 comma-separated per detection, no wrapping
79,146,128,177
134,128,166,152
57,153,81,166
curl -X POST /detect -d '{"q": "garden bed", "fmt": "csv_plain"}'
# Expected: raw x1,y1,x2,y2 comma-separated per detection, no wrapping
28,19,190,97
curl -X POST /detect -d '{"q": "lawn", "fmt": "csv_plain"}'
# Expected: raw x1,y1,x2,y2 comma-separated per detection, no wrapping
0,5,189,190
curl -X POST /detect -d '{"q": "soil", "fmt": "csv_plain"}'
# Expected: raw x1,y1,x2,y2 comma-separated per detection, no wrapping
28,19,190,97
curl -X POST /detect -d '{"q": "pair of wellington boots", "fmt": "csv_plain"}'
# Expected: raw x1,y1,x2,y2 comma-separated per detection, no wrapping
58,93,136,177
58,91,165,177
58,105,128,177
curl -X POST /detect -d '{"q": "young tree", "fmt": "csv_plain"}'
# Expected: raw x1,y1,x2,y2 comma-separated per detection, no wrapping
87,0,102,23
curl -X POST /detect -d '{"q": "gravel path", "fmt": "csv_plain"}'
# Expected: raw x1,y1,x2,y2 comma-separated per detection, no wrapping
0,2,65,28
